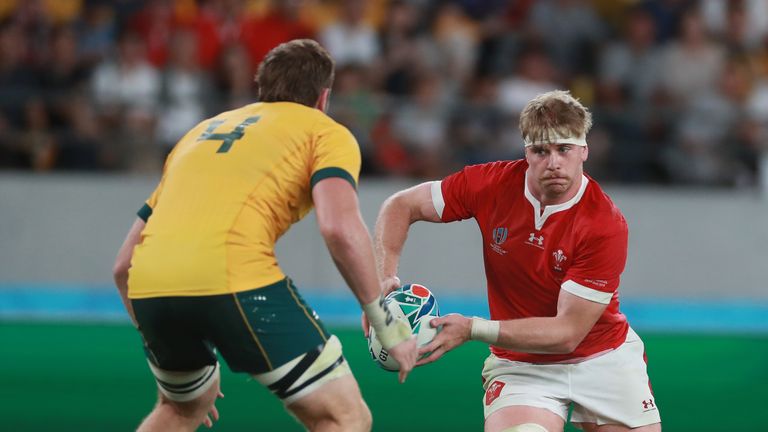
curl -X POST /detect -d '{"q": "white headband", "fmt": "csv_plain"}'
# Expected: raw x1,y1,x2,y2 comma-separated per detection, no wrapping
523,131,587,147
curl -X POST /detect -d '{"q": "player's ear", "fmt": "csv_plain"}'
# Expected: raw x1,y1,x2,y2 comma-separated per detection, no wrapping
315,88,331,113
581,145,589,162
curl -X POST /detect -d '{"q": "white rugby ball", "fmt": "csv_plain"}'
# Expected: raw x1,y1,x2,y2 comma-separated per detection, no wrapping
367,283,440,371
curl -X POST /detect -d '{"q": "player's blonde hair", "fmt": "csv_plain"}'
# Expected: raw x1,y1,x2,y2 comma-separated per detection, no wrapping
519,90,592,146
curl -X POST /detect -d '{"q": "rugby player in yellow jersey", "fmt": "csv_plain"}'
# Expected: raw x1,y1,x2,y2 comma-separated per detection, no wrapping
112,39,418,432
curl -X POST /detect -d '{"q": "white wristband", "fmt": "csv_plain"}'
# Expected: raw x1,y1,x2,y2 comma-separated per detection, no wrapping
470,317,500,344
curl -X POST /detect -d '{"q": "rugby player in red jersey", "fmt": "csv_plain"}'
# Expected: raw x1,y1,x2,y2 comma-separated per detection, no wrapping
373,91,661,432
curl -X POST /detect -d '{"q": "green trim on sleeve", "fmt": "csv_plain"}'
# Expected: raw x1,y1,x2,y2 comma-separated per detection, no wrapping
310,167,357,191
137,203,153,222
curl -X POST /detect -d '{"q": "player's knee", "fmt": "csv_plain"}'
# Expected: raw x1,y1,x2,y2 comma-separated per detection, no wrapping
340,399,371,432
501,423,550,432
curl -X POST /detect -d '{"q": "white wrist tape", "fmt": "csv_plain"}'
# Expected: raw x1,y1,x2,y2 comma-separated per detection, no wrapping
363,296,411,349
470,317,500,344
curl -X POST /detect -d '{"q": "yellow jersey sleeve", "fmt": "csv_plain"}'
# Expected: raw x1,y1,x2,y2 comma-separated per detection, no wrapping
310,122,361,191
137,147,178,222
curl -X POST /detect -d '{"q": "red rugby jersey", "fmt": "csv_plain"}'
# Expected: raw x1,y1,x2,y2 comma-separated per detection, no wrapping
435,160,629,363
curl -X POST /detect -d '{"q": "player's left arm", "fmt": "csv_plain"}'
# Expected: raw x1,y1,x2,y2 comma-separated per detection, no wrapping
112,218,145,326
417,290,607,364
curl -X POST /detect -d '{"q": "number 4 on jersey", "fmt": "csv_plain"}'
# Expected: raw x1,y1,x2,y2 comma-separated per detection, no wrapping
197,116,261,153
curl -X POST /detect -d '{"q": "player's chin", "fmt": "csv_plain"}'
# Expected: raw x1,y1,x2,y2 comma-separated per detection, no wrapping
543,181,569,194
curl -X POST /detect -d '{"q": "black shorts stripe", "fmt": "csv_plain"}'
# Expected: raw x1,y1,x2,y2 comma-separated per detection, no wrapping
282,355,345,399
156,365,217,395
155,370,209,390
268,344,322,398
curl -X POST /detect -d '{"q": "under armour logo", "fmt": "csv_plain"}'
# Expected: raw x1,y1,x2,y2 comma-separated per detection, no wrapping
642,399,655,410
528,233,544,246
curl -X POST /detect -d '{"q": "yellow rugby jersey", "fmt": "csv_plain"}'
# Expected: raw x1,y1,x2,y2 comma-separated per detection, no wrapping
128,102,360,299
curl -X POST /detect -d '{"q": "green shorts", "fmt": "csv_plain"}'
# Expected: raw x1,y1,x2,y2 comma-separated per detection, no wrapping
132,277,331,374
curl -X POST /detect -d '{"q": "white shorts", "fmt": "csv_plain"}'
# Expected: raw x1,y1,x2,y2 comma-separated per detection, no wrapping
481,328,661,428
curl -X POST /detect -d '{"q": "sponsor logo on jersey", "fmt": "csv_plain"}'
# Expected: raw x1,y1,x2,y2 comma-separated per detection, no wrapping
485,381,506,406
489,228,509,255
492,227,508,245
552,249,567,271
525,232,544,249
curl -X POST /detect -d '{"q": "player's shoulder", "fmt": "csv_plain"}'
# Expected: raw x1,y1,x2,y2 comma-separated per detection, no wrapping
460,159,526,183
581,176,628,234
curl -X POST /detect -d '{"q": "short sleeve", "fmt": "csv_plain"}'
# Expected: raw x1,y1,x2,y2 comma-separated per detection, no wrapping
137,186,161,222
562,223,628,304
439,163,495,222
310,123,361,190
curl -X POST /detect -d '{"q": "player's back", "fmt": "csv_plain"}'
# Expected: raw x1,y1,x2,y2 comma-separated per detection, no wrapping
128,102,360,299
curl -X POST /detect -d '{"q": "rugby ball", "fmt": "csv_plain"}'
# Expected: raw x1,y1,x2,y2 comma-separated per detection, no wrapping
367,283,440,371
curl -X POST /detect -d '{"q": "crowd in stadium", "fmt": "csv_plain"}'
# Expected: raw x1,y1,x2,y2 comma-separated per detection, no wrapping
0,0,766,186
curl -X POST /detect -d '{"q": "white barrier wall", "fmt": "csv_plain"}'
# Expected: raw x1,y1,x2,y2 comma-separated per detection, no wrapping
1,173,766,299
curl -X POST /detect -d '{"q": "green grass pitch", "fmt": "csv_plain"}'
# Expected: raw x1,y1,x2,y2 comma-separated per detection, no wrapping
1,321,766,431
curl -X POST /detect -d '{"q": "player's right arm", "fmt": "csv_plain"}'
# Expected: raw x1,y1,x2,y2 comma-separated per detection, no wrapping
374,182,442,294
312,177,418,383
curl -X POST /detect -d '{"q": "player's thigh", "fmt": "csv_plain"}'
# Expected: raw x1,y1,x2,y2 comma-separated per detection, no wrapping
209,278,356,403
132,296,220,403
485,406,565,432
207,278,332,376
570,328,660,430
287,374,369,428
481,354,570,432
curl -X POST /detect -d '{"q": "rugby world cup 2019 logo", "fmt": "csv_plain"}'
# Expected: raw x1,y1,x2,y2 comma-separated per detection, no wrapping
490,227,509,255
492,227,508,245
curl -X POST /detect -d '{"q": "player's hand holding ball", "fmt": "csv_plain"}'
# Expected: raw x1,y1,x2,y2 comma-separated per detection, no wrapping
362,284,419,383
361,275,403,338
367,283,441,375
416,313,472,366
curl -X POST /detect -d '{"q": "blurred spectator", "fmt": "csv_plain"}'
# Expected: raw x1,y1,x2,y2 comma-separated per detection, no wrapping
214,43,255,112
447,76,508,167
497,44,558,117
391,72,449,178
598,6,662,104
91,30,160,170
376,0,427,96
240,0,315,67
157,30,214,154
128,0,175,67
75,1,117,66
642,0,693,43
40,25,91,127
701,0,768,51
665,56,759,186
320,0,379,67
658,7,725,107
527,0,605,75
431,2,479,86
328,64,382,174
91,30,160,122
